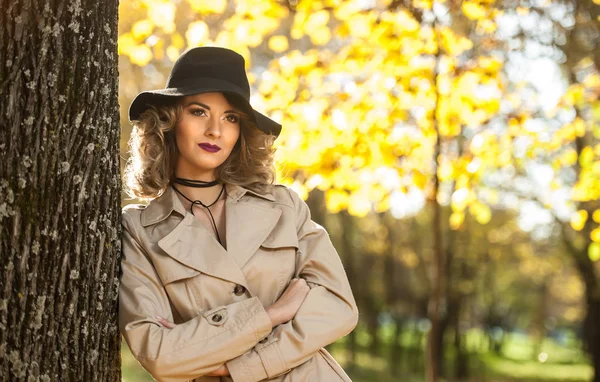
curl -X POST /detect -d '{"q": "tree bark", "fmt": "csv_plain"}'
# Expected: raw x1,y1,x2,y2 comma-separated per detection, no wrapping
0,0,121,380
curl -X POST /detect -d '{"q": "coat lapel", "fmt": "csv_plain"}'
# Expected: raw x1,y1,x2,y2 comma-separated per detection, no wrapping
225,195,282,269
157,213,250,288
142,184,281,291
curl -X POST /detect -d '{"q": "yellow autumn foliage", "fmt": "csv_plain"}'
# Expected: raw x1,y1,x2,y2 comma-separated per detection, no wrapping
117,0,598,237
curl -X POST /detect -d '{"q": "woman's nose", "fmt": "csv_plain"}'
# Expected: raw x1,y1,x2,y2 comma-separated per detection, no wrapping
205,118,221,138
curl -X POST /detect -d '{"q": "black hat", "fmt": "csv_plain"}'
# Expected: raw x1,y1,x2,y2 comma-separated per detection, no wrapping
128,46,282,137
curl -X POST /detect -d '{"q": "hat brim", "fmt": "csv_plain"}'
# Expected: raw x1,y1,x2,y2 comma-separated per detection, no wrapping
128,80,281,137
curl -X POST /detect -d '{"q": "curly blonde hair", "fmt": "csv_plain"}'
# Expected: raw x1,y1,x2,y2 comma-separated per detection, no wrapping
123,93,278,201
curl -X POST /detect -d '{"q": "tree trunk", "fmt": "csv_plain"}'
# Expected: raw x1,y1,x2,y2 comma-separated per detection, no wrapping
391,316,404,377
569,244,600,382
0,0,121,380
452,295,468,379
584,293,600,382
362,254,380,356
426,121,445,382
426,17,446,382
340,211,358,369
530,281,548,361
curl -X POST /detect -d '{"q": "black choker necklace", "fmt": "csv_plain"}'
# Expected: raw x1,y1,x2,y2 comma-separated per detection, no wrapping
173,177,219,188
171,177,225,246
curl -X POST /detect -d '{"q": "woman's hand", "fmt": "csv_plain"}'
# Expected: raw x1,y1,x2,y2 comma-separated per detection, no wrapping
154,277,310,373
153,317,230,377
155,316,176,329
206,365,229,376
266,277,310,327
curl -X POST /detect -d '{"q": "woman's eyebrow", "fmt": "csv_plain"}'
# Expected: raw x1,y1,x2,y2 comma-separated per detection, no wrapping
184,101,238,114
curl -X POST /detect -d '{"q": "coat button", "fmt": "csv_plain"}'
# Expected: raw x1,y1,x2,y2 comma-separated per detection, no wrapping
233,284,246,296
212,314,223,323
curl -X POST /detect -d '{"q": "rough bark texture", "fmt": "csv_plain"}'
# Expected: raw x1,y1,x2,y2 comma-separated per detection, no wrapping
0,0,121,380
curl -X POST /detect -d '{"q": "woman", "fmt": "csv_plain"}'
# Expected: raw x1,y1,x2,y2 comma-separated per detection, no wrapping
119,46,359,382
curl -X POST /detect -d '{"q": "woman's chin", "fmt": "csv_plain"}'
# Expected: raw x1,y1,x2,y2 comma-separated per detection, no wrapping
190,159,224,172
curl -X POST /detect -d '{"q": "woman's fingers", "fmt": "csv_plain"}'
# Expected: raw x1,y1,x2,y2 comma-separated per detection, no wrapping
206,365,229,376
155,316,176,328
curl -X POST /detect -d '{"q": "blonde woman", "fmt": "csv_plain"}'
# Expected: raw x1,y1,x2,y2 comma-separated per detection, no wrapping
119,46,358,381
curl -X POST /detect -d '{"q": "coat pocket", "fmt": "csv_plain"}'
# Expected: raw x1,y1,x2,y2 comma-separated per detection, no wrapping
153,255,202,285
260,228,299,250
259,230,299,290
152,257,204,319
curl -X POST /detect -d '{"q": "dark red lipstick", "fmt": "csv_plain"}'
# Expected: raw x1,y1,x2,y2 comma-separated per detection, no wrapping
198,143,221,153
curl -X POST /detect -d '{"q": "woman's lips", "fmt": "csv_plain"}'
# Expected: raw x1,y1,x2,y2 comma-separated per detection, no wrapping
198,143,221,153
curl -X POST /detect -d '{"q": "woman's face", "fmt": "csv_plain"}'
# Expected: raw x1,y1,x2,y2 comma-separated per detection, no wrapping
174,92,241,178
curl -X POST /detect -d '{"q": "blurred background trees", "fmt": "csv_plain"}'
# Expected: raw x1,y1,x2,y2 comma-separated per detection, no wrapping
119,0,600,381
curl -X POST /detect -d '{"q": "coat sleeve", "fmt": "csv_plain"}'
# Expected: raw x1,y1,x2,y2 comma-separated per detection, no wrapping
118,208,273,382
224,188,359,381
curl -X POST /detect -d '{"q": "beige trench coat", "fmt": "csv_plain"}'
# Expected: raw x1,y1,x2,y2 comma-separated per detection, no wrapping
118,183,359,382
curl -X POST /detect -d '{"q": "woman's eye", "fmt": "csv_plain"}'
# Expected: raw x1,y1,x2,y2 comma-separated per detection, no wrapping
191,108,206,117
225,114,239,123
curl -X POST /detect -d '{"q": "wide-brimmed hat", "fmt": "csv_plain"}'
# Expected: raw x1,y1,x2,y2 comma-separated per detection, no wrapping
128,46,282,137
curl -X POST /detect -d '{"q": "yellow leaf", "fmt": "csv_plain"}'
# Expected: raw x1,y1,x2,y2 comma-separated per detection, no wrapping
570,210,588,231
306,9,330,28
171,33,185,50
348,192,371,217
593,209,600,223
477,19,497,34
166,45,180,62
413,171,428,189
579,146,594,167
451,188,470,212
438,161,454,181
186,0,227,14
148,1,176,32
375,198,390,213
392,10,420,33
573,117,587,138
152,39,164,61
129,44,153,66
335,23,350,38
412,0,433,10
440,27,473,56
325,189,349,213
268,35,289,53
118,33,136,55
469,201,492,225
186,21,210,47
564,84,584,106
309,26,331,45
462,2,487,20
132,20,154,40
589,243,600,262
562,149,578,166
449,211,465,230
348,14,373,38
591,228,600,242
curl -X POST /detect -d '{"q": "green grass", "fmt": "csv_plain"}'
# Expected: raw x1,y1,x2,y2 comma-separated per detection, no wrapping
121,340,154,382
120,325,593,382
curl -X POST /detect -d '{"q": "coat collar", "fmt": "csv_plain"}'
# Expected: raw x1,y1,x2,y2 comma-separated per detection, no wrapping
138,182,282,292
140,183,275,227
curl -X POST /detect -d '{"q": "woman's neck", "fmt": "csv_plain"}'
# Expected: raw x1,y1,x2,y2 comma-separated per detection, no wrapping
172,172,226,207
